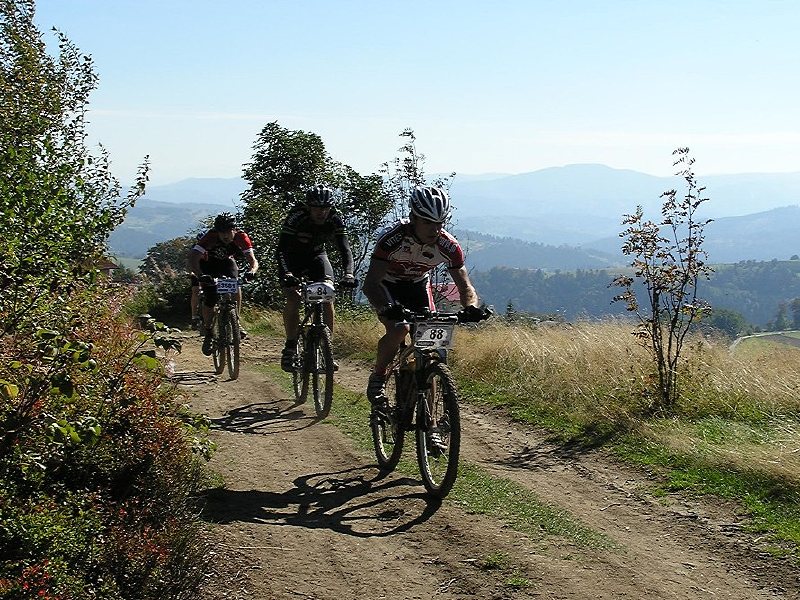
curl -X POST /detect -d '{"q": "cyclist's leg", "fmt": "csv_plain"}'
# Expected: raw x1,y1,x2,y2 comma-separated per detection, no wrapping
199,262,222,355
279,255,308,370
190,273,200,324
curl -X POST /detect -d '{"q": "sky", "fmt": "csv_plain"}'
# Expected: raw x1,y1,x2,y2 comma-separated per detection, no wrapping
33,0,800,186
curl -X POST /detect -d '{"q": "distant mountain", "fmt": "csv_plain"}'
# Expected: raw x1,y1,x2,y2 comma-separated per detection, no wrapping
108,198,230,257
140,177,246,207
583,205,800,264
454,229,621,271
109,165,800,263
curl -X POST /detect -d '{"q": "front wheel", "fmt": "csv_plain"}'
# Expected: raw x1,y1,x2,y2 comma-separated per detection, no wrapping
212,313,225,375
371,364,407,472
415,362,461,498
292,332,309,404
225,309,240,380
310,326,334,418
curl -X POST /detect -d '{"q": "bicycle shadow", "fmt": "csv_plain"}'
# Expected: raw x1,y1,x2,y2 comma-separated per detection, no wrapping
212,400,316,434
168,369,219,386
202,465,442,538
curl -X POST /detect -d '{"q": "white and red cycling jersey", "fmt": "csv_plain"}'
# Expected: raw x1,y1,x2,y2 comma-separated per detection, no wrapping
371,218,465,283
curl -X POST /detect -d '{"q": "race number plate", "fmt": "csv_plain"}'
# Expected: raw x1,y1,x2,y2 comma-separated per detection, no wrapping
305,281,335,302
414,322,456,350
216,278,239,294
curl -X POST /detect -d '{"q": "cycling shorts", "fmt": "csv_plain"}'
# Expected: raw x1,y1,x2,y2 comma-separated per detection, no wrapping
278,253,333,284
381,279,435,313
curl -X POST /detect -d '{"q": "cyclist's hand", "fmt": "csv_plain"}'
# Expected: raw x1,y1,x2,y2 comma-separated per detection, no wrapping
339,274,358,289
243,271,256,282
281,273,300,288
458,304,492,323
379,302,406,321
199,274,214,285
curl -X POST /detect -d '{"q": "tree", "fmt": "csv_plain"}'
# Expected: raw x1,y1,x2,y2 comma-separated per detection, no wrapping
703,307,750,339
0,0,148,335
612,148,713,412
139,236,194,283
240,121,390,301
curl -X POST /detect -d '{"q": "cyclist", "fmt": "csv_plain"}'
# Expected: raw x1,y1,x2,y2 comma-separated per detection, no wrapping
361,185,486,415
276,184,357,371
189,212,259,356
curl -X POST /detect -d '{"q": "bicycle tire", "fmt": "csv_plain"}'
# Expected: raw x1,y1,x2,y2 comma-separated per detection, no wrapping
292,331,309,403
212,313,225,375
311,326,334,418
415,362,461,498
226,308,240,380
371,363,406,472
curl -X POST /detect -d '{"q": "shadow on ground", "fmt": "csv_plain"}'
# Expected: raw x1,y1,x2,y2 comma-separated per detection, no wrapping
202,465,441,538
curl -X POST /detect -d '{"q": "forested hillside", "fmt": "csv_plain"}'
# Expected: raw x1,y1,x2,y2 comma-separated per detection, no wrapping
471,259,800,327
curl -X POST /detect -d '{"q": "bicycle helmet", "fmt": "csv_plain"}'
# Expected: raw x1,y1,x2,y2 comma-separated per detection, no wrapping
409,186,451,223
213,212,236,231
305,184,333,207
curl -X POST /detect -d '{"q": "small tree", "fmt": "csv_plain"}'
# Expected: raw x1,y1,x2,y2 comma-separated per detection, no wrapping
612,148,713,411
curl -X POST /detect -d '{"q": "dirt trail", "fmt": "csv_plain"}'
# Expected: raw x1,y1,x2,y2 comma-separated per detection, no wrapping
170,331,799,600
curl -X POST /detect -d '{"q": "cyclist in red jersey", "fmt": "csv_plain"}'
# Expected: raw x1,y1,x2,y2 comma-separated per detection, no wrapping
188,213,259,355
362,186,485,414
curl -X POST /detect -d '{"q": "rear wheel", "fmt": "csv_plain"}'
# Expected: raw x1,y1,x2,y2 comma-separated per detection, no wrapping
311,326,334,418
371,364,407,472
415,362,460,498
225,308,240,380
292,331,309,403
212,313,224,375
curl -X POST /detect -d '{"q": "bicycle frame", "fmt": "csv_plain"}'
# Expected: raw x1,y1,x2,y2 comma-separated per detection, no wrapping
208,277,242,380
393,314,459,427
292,280,336,417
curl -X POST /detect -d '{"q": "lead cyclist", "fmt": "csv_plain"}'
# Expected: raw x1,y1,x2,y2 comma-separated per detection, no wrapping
361,186,488,419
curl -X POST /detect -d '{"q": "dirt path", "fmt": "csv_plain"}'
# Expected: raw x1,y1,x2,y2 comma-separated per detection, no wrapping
171,332,799,600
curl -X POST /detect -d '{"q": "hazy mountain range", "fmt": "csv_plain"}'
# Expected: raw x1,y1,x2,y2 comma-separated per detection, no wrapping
110,164,800,266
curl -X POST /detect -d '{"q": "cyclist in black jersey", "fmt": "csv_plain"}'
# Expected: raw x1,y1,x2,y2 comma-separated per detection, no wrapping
276,184,357,371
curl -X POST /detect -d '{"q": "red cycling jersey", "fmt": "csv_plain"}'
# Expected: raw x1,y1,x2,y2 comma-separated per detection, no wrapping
371,219,465,283
193,230,254,263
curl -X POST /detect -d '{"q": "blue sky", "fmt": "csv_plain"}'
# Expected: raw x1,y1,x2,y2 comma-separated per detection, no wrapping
34,0,800,186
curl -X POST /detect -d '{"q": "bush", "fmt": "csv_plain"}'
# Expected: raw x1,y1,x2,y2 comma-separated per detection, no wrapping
0,285,212,599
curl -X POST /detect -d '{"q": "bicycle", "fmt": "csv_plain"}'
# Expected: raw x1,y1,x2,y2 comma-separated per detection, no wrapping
206,276,243,380
291,279,339,418
370,306,492,498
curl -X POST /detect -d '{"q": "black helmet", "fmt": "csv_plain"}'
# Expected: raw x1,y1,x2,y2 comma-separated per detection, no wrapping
410,186,451,223
214,212,236,231
305,184,333,207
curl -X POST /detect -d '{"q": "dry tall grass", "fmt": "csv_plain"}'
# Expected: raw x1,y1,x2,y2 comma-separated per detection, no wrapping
330,314,800,485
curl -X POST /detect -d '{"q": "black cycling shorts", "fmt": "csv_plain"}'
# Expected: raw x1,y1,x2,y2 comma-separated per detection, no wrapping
278,253,333,284
199,258,239,307
381,279,435,313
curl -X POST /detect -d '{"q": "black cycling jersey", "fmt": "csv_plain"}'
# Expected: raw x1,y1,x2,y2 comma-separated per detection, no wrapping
275,204,354,276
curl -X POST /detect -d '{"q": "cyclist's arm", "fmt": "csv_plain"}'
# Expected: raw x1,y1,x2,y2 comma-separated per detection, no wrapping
362,258,393,311
334,232,355,276
448,265,479,308
242,248,259,274
188,247,205,278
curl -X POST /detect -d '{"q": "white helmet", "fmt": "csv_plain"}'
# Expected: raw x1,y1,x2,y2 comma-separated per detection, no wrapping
409,186,451,223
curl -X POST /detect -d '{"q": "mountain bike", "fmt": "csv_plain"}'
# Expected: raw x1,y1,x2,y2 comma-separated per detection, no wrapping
291,279,338,418
371,306,492,498
207,276,243,380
